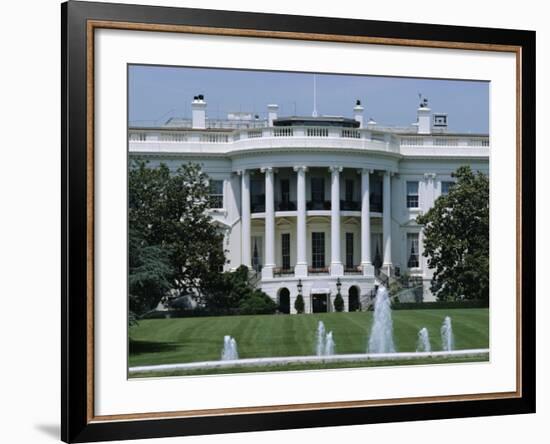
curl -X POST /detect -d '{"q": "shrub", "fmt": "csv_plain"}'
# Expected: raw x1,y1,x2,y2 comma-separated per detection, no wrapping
294,294,305,314
333,293,344,312
238,291,277,315
391,299,489,310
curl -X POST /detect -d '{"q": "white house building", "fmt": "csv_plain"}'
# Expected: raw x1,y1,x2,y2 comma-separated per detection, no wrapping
129,95,489,313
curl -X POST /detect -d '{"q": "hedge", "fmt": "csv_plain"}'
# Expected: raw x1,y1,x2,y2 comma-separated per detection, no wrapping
391,300,489,310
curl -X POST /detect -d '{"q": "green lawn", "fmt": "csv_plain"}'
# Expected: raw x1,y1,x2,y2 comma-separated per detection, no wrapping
129,309,489,371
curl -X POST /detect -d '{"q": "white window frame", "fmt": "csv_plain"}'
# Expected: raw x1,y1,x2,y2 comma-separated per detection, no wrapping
406,181,419,208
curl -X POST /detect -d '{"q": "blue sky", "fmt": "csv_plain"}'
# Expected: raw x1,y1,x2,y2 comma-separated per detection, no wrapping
129,65,489,133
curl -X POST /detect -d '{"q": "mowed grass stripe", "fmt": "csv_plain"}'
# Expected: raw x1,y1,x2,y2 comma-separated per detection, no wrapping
129,308,489,367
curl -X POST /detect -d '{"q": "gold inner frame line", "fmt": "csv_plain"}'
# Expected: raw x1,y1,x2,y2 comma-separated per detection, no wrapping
86,19,523,423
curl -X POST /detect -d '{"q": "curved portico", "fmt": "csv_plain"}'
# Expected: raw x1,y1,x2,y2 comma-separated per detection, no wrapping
237,160,395,286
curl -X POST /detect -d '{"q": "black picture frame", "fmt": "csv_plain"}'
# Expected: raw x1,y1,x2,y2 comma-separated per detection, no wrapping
61,1,536,442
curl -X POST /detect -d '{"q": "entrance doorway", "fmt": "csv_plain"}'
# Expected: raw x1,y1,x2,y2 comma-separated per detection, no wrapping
278,288,290,314
348,286,360,312
312,294,329,313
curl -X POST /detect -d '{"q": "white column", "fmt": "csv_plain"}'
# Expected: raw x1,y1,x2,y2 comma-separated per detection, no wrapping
294,166,308,277
382,171,392,271
360,169,374,277
262,167,275,279
330,166,344,276
240,170,251,268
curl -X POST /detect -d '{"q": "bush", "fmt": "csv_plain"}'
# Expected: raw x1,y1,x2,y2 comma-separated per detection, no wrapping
294,294,305,314
391,299,489,310
333,293,344,312
238,291,277,315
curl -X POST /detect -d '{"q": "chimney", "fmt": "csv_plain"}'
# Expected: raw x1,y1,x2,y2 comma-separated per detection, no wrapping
191,94,207,129
366,117,377,129
353,99,364,128
417,96,431,134
267,104,279,127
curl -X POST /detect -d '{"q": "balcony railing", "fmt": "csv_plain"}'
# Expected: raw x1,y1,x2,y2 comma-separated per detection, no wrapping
251,199,265,213
252,198,382,213
308,267,329,275
307,200,331,211
370,196,383,213
276,201,297,211
341,200,360,211
129,126,489,155
274,267,294,277
344,266,362,275
128,126,490,148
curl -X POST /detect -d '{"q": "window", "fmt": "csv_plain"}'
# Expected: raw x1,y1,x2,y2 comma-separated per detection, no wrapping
407,233,420,268
370,175,383,212
250,178,265,212
406,181,419,208
209,180,224,209
345,233,354,269
441,181,454,196
281,233,291,270
311,232,325,269
280,179,290,204
345,179,354,202
311,177,325,203
433,114,448,127
251,236,263,272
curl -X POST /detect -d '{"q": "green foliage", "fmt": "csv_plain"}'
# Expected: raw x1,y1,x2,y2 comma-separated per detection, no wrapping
388,280,403,296
392,300,489,310
294,294,305,314
129,160,226,307
417,166,489,301
128,228,173,320
199,265,276,315
128,161,274,317
238,290,278,315
333,292,344,312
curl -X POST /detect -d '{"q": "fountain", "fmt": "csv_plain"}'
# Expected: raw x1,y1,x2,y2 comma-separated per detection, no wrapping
367,285,396,353
316,321,326,356
441,316,455,351
221,335,239,360
325,331,335,355
416,327,431,352
316,321,335,356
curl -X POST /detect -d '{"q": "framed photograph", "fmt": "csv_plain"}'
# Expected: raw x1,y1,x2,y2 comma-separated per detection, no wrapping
62,1,535,442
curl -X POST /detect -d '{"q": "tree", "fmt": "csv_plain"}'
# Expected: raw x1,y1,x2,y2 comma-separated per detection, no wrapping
128,228,173,322
417,166,489,301
333,292,344,312
294,294,305,314
129,160,226,305
185,265,276,315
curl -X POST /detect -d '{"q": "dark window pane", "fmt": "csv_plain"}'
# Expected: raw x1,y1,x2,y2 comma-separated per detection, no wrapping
281,233,290,270
345,179,354,202
345,232,354,268
312,232,325,269
311,177,325,203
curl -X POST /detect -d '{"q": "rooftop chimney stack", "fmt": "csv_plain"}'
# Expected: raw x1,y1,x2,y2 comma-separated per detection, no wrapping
353,99,364,128
191,94,207,129
267,104,279,127
417,96,431,134
366,117,377,129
